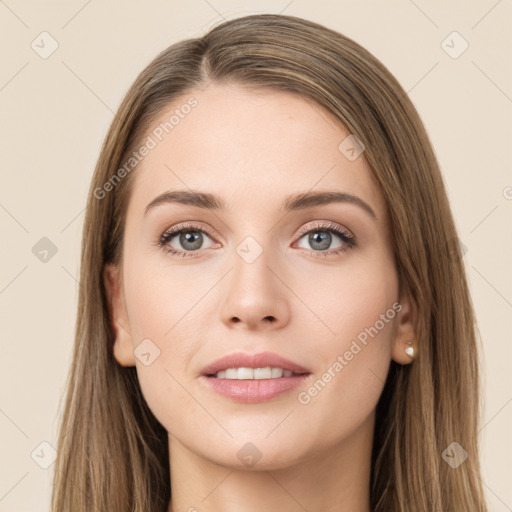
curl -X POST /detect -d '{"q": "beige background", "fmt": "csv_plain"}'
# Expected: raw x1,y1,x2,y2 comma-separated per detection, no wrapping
1,1,511,510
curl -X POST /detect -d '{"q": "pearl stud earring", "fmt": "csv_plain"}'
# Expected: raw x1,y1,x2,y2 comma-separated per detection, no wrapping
405,341,415,358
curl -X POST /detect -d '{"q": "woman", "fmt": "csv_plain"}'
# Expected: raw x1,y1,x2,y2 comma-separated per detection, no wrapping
51,13,488,512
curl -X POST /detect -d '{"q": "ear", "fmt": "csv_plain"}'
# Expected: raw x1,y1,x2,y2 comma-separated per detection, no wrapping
391,287,419,365
103,263,136,367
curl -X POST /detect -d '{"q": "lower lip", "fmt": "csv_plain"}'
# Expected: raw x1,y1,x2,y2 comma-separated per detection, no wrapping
199,374,310,403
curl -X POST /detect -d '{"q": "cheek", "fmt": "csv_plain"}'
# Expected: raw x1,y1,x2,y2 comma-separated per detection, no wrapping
121,258,213,431
290,256,398,426
123,254,206,340
293,250,398,352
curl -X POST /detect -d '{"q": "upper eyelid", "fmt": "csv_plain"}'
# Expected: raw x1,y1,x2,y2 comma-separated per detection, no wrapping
295,220,354,237
161,220,354,243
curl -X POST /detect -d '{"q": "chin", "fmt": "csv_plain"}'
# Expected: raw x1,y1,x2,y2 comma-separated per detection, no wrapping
200,436,310,471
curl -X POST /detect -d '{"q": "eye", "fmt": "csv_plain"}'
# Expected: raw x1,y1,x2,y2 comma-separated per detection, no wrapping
157,220,356,259
157,222,218,258
293,221,356,257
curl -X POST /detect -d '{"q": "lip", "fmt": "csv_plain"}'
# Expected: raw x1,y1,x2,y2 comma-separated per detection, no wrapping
199,374,311,403
200,351,310,376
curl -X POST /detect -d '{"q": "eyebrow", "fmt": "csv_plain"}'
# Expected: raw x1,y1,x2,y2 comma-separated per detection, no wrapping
144,189,377,220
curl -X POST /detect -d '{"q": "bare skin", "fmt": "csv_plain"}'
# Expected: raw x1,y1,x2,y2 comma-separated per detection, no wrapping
104,83,417,512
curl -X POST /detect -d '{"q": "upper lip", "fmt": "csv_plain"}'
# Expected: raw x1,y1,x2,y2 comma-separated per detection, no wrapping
201,351,310,376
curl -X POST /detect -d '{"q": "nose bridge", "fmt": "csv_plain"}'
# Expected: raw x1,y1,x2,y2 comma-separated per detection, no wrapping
231,232,279,300
219,231,290,329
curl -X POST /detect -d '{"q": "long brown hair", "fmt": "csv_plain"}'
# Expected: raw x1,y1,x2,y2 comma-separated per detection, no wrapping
51,13,488,511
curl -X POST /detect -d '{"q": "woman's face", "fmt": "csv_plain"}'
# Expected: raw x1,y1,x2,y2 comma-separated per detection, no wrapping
105,83,416,469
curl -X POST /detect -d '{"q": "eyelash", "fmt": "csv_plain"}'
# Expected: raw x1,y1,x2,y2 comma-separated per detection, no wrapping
156,221,356,259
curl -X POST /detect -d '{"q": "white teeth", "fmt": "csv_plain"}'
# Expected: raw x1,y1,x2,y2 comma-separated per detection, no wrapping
271,367,283,378
253,367,272,379
213,367,297,379
237,367,254,380
225,368,238,379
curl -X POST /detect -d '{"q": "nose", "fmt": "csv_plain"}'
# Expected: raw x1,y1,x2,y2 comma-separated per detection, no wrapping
219,247,291,331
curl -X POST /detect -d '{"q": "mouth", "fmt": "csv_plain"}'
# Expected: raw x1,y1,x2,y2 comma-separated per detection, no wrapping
200,350,310,377
199,351,311,403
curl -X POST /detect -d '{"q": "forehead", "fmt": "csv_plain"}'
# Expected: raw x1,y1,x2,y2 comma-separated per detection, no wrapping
126,83,387,220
